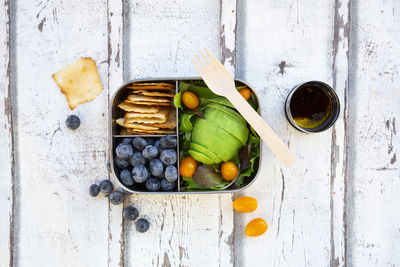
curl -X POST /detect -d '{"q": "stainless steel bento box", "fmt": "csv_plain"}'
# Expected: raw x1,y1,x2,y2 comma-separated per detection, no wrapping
110,78,262,194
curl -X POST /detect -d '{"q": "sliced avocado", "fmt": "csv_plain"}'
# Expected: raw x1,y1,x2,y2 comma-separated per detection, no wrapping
204,108,249,145
192,118,242,161
188,150,214,165
208,97,234,108
190,142,223,164
207,103,247,125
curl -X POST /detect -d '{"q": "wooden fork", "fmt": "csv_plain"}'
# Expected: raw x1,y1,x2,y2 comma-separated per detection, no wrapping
192,49,295,166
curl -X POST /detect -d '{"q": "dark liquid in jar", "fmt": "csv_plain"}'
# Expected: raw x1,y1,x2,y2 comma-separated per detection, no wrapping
289,86,332,129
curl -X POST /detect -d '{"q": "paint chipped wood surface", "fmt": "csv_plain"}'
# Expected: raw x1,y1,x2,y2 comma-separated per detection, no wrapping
0,0,399,267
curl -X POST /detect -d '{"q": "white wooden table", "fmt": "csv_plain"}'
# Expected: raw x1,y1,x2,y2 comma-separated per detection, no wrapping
1,1,399,266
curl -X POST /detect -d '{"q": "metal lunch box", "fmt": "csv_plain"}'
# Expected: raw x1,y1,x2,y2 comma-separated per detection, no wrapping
110,78,262,194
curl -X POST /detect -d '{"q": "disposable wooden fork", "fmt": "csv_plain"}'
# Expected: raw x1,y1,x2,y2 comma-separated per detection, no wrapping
192,49,295,166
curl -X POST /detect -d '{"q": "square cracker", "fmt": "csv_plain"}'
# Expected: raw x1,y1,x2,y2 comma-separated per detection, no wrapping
116,118,159,131
125,100,171,106
125,107,170,120
52,57,103,110
132,90,175,98
124,117,166,124
126,128,176,134
151,109,176,129
118,101,160,113
127,94,170,103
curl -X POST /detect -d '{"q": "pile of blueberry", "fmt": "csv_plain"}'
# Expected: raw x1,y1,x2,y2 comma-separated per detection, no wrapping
114,136,178,192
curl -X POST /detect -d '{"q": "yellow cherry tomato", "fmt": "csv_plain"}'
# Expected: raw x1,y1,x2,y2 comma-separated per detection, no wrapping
233,196,258,213
182,91,199,109
239,88,251,101
180,156,198,177
245,218,268,237
221,161,238,181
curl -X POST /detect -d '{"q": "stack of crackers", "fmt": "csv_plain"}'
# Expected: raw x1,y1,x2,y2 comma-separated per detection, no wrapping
117,82,177,135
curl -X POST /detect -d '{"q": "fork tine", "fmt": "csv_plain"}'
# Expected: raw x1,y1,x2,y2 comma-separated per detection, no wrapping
199,51,210,64
203,48,233,78
192,57,203,75
195,55,206,68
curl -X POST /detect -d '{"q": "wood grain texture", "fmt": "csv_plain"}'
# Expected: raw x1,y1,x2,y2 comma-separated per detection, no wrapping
12,0,119,266
0,0,14,266
330,0,350,266
346,0,400,266
123,1,234,266
107,1,125,266
235,0,335,266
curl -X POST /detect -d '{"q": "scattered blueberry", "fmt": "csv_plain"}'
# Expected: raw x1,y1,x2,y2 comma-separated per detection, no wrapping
160,149,177,165
109,190,124,205
129,151,146,167
132,137,148,150
145,177,161,191
66,115,80,130
123,206,139,221
142,145,158,160
131,165,149,183
161,179,176,191
165,165,178,182
135,218,150,233
149,159,164,177
99,180,114,195
115,156,130,169
120,169,134,186
154,139,163,153
89,184,100,197
160,136,177,148
116,143,134,160
121,137,133,144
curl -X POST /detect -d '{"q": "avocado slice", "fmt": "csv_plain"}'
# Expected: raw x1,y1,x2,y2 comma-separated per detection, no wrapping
207,103,247,125
192,118,242,161
204,108,249,145
188,150,214,165
190,142,223,164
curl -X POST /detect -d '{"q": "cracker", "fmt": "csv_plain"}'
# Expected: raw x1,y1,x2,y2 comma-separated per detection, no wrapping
120,128,128,135
151,109,176,129
125,100,171,106
127,83,175,91
117,101,160,113
52,57,103,110
132,90,175,98
126,128,176,134
124,117,166,124
125,108,170,120
116,118,159,130
127,94,170,103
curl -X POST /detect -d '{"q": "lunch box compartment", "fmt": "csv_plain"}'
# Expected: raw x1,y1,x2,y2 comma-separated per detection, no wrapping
110,78,261,194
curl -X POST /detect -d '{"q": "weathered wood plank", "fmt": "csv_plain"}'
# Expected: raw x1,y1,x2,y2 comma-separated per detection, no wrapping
123,1,234,266
107,0,125,266
346,1,400,266
0,0,14,266
13,1,114,266
235,0,335,266
330,0,350,266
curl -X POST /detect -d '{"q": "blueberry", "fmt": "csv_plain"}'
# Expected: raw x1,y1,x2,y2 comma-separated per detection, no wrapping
146,137,156,146
109,190,124,205
142,145,158,160
123,206,139,221
131,165,149,183
154,139,163,154
135,218,150,233
165,165,178,182
160,136,177,148
121,137,133,144
132,137,148,150
160,149,177,165
120,169,134,186
116,143,134,160
99,180,114,195
129,151,146,167
156,171,165,179
145,177,161,191
149,159,164,177
161,179,176,191
89,184,100,197
66,115,80,130
115,156,130,169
